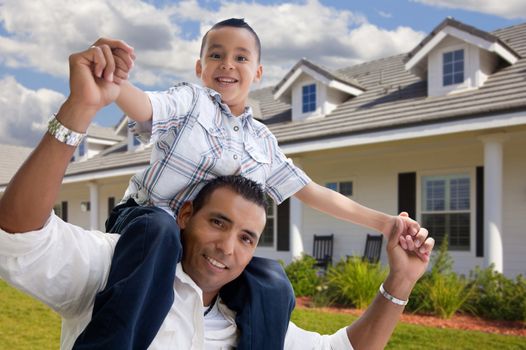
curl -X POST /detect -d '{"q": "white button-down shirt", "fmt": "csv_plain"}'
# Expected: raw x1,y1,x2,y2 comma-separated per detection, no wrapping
0,213,353,349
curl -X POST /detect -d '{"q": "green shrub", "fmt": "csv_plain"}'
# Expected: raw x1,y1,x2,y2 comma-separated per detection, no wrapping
464,266,526,322
282,254,321,297
407,236,473,318
325,257,388,309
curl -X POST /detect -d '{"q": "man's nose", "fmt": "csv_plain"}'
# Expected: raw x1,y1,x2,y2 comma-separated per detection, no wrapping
216,234,235,255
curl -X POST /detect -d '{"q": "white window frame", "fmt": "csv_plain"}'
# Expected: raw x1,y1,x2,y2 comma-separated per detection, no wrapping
417,168,475,254
442,48,465,87
325,179,354,198
436,43,470,94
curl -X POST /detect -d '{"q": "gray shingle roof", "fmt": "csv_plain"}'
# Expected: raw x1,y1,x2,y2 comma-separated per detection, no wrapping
258,22,526,144
0,144,33,185
87,124,125,142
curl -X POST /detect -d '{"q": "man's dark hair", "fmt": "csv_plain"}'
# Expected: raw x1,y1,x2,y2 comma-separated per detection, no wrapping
199,18,261,63
192,175,267,214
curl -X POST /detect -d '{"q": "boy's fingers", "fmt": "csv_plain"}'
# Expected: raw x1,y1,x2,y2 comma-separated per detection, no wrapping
114,68,129,81
413,227,429,248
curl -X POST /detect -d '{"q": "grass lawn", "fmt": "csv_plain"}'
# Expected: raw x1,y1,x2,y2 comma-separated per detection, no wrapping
1,280,525,349
292,308,526,349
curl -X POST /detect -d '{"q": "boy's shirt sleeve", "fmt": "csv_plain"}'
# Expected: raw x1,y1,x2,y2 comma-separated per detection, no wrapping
265,133,311,204
129,82,198,143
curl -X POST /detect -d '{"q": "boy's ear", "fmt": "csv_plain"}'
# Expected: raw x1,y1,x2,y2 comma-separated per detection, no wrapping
195,59,202,78
253,64,263,83
177,201,194,229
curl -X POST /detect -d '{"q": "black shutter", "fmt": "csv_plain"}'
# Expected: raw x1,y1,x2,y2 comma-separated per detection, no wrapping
398,172,416,219
277,199,290,251
108,197,116,217
61,201,68,222
476,166,484,257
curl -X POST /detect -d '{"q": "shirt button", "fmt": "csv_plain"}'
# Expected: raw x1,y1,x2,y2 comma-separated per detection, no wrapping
233,154,238,160
233,126,239,132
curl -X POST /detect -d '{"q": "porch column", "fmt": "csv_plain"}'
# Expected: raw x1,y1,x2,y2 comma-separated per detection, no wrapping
480,134,507,273
290,196,304,260
88,181,99,230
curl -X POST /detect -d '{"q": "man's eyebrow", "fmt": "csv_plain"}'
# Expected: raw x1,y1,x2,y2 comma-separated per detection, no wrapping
211,212,259,240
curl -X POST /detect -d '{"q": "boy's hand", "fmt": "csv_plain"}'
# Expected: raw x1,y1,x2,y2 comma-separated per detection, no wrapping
392,212,432,262
89,38,135,85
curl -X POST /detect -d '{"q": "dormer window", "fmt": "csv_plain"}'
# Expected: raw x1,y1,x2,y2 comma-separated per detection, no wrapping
302,84,316,113
443,49,464,86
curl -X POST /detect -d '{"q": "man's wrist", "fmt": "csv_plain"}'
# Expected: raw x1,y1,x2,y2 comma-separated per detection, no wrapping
382,274,416,302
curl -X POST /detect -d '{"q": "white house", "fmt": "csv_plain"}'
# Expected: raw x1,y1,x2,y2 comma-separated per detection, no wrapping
1,18,525,278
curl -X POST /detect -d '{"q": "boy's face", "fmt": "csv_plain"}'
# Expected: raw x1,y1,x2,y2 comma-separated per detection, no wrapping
196,26,263,116
177,187,266,301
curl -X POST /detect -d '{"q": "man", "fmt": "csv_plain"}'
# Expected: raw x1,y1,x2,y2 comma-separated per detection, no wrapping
0,42,434,349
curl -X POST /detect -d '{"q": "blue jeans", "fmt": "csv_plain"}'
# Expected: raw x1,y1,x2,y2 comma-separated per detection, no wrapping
73,199,294,349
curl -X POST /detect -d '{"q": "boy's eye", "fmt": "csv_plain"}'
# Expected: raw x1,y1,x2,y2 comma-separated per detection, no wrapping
236,56,248,62
209,53,221,60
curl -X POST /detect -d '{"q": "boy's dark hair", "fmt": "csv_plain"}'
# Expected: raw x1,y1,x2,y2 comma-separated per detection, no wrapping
192,175,267,214
199,18,261,63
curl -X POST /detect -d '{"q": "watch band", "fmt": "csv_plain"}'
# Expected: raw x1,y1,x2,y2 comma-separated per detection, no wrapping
47,114,86,147
379,283,409,306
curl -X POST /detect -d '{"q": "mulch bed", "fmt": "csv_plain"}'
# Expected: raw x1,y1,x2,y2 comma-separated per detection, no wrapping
296,296,526,337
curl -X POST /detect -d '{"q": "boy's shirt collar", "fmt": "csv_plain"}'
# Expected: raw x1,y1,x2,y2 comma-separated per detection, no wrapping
204,86,256,134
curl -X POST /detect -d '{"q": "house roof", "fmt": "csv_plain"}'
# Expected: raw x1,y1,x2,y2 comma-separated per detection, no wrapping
3,19,524,186
272,58,365,103
87,124,125,142
0,144,33,185
262,21,526,144
405,17,520,78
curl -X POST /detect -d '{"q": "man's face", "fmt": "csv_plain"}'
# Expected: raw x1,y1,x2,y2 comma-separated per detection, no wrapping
196,26,263,116
177,187,266,298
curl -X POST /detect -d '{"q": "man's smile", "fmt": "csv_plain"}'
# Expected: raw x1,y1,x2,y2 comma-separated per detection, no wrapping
204,254,229,270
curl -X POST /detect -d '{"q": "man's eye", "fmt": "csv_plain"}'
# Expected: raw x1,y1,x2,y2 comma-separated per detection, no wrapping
211,219,223,227
241,235,254,245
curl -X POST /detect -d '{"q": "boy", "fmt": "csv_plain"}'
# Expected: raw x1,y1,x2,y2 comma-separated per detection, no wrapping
76,18,426,349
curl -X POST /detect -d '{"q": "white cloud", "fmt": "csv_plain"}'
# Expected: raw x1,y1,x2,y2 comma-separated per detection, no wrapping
0,76,65,147
413,0,526,20
378,10,393,18
0,0,425,88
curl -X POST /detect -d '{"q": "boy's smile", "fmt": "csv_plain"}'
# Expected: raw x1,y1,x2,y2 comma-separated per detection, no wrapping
196,26,263,116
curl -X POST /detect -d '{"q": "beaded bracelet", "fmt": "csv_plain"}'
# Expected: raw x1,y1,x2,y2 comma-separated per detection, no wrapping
47,114,86,147
379,283,408,306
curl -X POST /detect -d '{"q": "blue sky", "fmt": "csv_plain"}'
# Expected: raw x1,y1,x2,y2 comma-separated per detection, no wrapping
0,0,524,147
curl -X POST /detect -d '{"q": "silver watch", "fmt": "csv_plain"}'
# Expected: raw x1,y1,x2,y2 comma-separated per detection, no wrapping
47,114,86,147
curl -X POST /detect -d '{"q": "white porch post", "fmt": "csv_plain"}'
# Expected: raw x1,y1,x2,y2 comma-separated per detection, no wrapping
88,182,99,230
480,134,507,273
290,196,304,260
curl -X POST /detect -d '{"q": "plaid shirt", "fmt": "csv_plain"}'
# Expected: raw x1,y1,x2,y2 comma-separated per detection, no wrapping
124,82,310,215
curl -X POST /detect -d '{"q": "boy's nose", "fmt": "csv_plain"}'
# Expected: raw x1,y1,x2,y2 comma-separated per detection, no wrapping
220,58,235,70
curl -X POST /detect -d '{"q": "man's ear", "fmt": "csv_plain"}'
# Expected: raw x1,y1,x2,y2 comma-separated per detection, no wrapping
195,59,202,78
254,64,263,83
177,201,194,229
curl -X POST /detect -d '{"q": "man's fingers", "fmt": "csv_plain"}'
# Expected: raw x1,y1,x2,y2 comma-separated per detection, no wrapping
113,48,135,71
93,37,134,55
89,46,106,78
413,227,429,248
98,44,115,82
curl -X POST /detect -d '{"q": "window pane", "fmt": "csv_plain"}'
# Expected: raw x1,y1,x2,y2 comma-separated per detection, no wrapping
259,218,274,247
454,61,464,72
326,182,338,191
422,213,447,247
454,49,464,60
423,213,470,251
454,73,464,84
339,181,353,196
443,52,453,63
450,177,470,210
302,84,316,113
443,75,452,86
425,179,445,211
444,63,453,74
